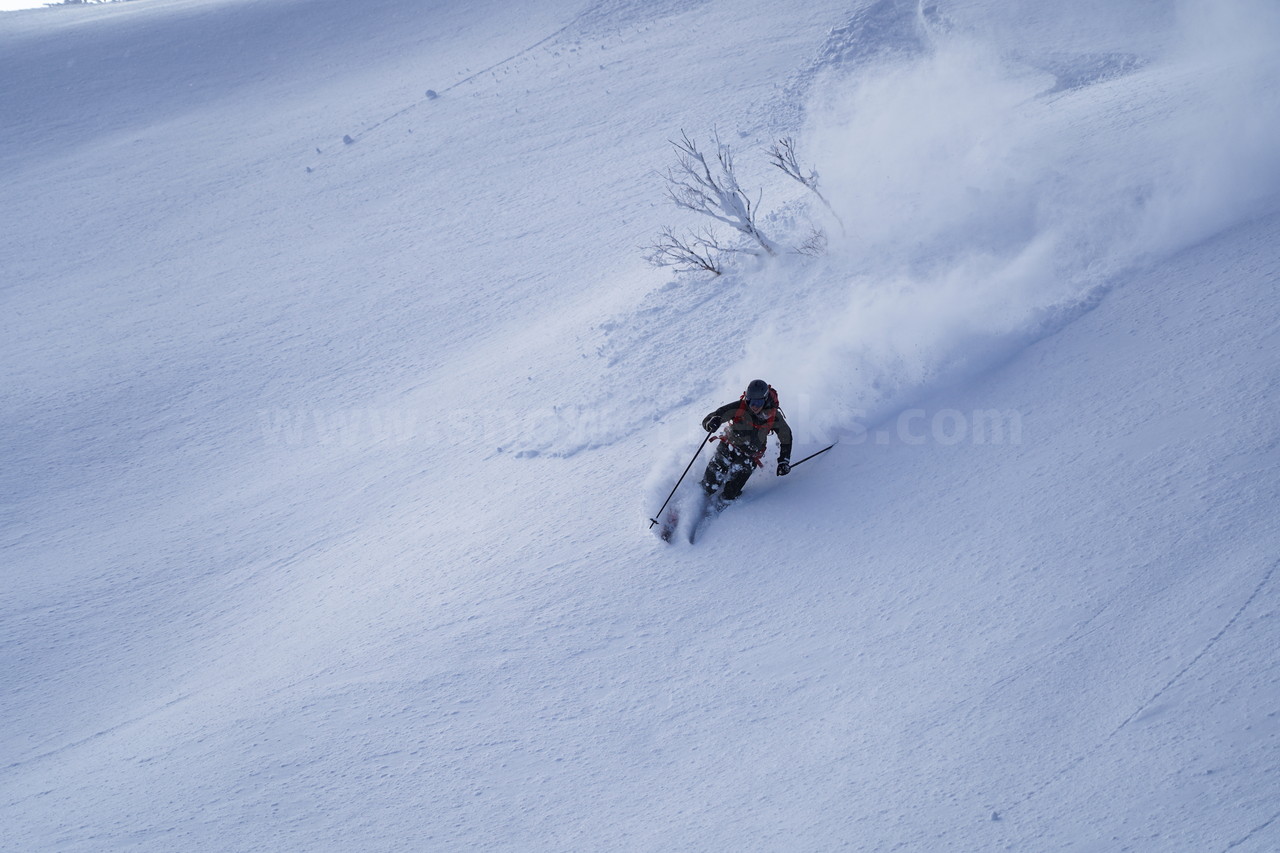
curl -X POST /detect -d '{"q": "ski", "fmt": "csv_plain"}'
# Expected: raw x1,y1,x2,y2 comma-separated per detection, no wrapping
656,507,679,542
687,494,724,544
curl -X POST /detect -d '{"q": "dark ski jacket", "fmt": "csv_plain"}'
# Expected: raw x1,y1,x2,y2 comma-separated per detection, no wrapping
703,399,793,464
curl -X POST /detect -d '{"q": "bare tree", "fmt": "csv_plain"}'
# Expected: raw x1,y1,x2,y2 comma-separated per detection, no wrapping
793,226,829,258
645,130,837,277
769,136,846,236
642,226,726,276
662,131,778,257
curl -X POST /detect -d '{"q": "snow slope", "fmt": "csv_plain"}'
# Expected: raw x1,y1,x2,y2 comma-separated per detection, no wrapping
2,0,1278,850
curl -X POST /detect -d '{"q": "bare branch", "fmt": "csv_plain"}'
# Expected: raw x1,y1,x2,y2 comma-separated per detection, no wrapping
769,138,811,186
647,130,843,274
792,226,829,257
769,136,846,237
661,130,777,255
642,226,724,276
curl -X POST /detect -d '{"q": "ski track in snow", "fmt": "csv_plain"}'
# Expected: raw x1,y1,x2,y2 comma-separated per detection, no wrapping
309,10,588,160
308,0,731,169
1005,556,1280,815
1226,807,1280,851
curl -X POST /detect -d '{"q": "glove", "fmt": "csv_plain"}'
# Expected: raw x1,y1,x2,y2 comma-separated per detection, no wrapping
776,459,791,476
702,414,722,433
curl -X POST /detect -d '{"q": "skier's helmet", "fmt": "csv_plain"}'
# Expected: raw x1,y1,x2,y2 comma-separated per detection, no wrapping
746,379,770,408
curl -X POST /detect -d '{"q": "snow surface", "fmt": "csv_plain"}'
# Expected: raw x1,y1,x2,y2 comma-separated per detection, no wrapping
3,0,1279,849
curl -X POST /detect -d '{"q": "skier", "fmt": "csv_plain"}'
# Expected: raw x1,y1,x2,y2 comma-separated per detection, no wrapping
700,379,793,507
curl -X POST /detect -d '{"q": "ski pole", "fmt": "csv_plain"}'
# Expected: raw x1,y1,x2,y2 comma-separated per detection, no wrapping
789,442,837,469
649,435,713,528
